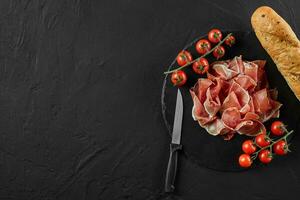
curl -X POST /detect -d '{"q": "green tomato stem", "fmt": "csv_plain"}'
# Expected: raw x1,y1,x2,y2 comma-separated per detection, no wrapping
251,130,294,161
163,33,232,74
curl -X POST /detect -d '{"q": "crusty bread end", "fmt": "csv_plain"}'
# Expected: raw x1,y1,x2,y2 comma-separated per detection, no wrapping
251,6,300,101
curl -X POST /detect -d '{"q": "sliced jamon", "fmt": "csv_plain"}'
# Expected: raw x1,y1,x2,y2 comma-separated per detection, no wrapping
222,132,235,140
228,81,251,114
204,119,230,136
212,63,239,80
220,91,241,113
244,62,259,82
209,78,223,99
236,120,266,136
228,56,244,73
234,74,257,91
203,88,221,117
247,97,256,113
253,60,267,91
194,78,213,103
236,56,245,73
243,112,260,121
252,88,272,114
221,107,241,130
261,98,282,122
190,56,282,140
191,94,215,125
252,60,266,69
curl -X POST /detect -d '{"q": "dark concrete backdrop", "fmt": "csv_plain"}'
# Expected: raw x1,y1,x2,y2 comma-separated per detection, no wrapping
0,0,299,200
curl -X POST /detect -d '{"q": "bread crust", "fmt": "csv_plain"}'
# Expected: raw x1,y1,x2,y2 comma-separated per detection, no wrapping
251,6,300,101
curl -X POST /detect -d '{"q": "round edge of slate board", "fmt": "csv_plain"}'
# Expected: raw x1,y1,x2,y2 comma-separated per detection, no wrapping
161,30,300,172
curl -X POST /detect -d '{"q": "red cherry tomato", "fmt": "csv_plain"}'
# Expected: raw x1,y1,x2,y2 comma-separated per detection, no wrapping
196,39,211,55
176,50,193,66
273,140,288,155
239,154,252,168
259,149,272,164
208,29,223,43
271,121,285,136
225,35,236,47
242,140,257,155
213,45,225,59
171,70,187,86
255,133,270,148
192,58,209,74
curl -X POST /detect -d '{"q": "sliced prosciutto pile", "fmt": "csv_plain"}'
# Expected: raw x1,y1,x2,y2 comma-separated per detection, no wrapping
190,56,282,140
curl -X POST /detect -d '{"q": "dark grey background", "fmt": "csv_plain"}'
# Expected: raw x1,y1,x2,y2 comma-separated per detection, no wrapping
0,0,299,200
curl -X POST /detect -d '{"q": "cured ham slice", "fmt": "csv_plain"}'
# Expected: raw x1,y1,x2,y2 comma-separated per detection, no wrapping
221,91,241,112
244,62,259,82
212,63,239,80
204,88,221,117
236,120,266,136
190,56,282,139
222,107,242,130
191,86,215,126
205,119,230,136
234,74,257,91
253,88,272,114
195,79,213,103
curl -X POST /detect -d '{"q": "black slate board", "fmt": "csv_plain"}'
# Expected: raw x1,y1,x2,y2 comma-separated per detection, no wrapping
161,31,300,171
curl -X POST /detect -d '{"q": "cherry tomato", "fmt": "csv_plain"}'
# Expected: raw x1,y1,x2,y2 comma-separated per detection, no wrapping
192,58,209,74
176,50,193,66
242,140,257,155
225,35,236,47
239,154,252,168
273,140,288,155
259,149,272,164
255,133,270,148
196,39,211,55
271,121,285,136
213,45,225,59
171,70,187,86
208,29,223,43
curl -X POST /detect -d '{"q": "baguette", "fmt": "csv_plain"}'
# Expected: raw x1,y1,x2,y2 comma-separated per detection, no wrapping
251,6,300,101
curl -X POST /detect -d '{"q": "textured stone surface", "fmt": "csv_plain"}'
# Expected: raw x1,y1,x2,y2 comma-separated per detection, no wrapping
0,0,299,199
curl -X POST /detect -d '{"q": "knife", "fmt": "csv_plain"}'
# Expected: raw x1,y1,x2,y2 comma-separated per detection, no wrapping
165,89,183,193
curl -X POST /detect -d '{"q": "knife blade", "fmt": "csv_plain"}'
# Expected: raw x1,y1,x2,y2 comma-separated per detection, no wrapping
171,89,183,145
165,89,183,193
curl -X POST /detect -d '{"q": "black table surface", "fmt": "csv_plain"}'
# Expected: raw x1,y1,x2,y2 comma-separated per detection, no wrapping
0,0,300,200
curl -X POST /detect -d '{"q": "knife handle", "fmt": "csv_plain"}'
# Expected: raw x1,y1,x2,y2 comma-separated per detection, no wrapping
164,143,182,193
